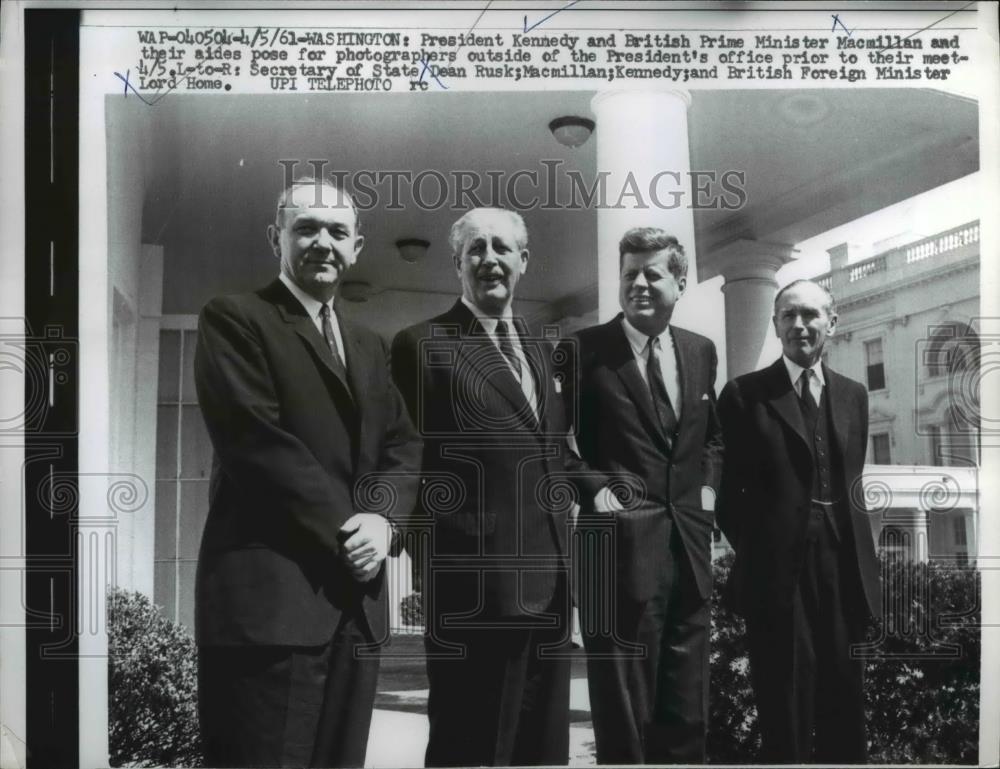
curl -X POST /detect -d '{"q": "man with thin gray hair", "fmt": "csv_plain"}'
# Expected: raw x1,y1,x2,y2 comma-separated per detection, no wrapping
392,207,578,766
717,278,880,762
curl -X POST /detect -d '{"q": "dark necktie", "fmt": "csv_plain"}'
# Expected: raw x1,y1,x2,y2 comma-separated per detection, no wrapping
495,319,522,380
800,368,818,424
319,304,347,379
647,336,678,439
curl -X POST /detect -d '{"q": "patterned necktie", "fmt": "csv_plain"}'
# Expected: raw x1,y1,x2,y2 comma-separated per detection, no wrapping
495,319,522,380
319,304,346,379
647,336,678,439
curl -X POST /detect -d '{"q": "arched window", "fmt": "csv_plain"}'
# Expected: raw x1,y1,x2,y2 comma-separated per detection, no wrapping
925,323,979,378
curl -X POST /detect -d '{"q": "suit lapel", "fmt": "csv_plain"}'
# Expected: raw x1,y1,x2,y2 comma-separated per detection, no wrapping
606,319,670,451
672,327,694,424
765,358,808,448
269,280,355,404
339,312,370,436
451,302,538,428
515,317,546,431
823,364,850,455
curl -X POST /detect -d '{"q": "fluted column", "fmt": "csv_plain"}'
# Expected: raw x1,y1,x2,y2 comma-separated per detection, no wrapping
591,90,696,321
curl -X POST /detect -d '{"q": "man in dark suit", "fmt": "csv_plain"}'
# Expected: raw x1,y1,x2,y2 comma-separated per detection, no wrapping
391,208,574,767
717,279,881,763
194,178,422,767
558,227,723,764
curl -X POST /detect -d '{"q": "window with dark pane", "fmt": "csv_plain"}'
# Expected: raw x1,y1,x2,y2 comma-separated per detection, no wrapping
864,338,886,391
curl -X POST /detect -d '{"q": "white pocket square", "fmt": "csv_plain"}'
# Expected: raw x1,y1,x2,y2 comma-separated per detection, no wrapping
701,393,710,400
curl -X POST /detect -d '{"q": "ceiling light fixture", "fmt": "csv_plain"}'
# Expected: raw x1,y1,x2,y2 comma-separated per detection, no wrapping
549,116,595,148
396,238,430,263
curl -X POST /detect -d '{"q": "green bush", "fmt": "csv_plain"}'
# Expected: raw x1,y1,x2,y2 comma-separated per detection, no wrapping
107,587,203,767
707,552,980,763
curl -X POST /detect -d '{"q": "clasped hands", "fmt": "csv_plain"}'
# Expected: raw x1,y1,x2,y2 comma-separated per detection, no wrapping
339,513,392,582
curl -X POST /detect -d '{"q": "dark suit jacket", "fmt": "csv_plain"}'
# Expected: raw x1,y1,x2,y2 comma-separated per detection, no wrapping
717,358,881,620
194,279,422,647
558,316,724,602
391,300,573,619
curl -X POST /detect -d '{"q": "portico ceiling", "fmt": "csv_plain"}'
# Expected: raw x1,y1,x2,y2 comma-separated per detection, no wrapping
129,88,978,314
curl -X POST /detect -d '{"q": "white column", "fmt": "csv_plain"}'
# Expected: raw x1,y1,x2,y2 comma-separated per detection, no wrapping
0,0,27,764
130,245,164,600
913,508,930,562
715,240,796,378
79,25,111,766
591,90,696,322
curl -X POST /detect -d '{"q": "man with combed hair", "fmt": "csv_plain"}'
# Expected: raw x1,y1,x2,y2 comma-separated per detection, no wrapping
194,177,421,767
391,207,577,766
717,279,881,763
557,227,723,763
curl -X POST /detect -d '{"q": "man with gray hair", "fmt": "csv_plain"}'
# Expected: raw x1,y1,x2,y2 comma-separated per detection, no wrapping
392,207,577,766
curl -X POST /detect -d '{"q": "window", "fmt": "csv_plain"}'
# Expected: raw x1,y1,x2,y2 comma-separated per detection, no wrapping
864,338,886,391
926,323,979,378
871,432,891,464
927,425,944,466
155,324,212,632
952,516,967,546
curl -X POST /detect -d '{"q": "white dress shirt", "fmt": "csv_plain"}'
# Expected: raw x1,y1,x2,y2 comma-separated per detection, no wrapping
782,354,825,403
279,272,346,365
621,316,682,419
461,297,538,417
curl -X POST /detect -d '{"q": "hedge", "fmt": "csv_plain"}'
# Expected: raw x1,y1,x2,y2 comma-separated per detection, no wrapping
108,553,979,766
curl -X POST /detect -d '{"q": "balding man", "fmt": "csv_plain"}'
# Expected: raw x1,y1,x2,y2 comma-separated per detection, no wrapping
717,279,881,763
391,208,576,766
194,177,421,767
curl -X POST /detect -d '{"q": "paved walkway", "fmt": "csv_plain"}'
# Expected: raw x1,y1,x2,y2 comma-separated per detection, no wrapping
365,636,596,767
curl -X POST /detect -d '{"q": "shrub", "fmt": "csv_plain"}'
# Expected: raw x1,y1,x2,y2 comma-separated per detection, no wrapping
864,557,980,764
707,552,980,764
707,553,760,763
108,587,202,767
400,591,424,627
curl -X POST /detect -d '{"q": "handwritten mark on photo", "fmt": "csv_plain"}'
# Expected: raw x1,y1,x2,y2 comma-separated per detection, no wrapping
524,0,582,34
831,14,853,37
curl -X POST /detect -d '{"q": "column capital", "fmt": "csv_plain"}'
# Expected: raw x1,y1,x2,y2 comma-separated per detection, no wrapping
713,239,798,284
591,88,692,115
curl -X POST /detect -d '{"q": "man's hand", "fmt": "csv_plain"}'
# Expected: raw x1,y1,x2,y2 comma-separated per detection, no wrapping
594,486,625,514
339,514,391,582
